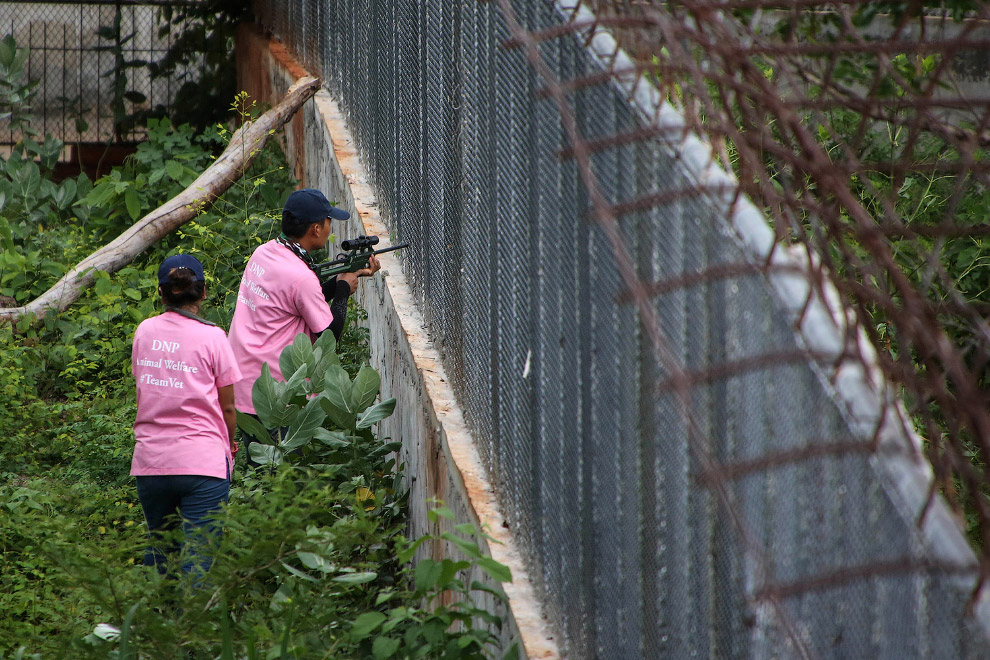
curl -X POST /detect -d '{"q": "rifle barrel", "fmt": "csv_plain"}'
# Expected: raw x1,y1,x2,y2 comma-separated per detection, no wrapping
373,243,409,256
312,243,409,271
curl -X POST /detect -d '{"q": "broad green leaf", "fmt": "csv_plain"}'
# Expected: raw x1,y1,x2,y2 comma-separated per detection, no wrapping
427,506,456,523
372,636,400,660
477,556,512,583
279,333,314,385
415,559,442,592
0,35,13,65
324,365,354,413
248,442,281,466
85,181,116,208
251,363,280,429
296,551,334,573
122,287,141,301
281,396,326,452
355,398,396,429
332,571,377,584
281,362,309,404
313,328,337,354
124,187,141,220
437,558,470,589
236,411,270,441
351,366,381,411
368,441,402,460
319,397,356,431
440,532,482,559
313,428,352,448
469,580,505,599
396,535,429,564
279,560,319,584
165,159,183,181
40,260,63,277
350,611,386,639
57,178,76,209
310,339,341,391
455,523,476,536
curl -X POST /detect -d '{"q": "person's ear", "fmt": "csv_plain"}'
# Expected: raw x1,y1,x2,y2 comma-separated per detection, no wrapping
200,286,208,302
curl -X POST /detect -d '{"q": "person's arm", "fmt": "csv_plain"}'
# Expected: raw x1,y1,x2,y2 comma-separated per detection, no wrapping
313,255,382,341
318,277,351,341
218,384,237,451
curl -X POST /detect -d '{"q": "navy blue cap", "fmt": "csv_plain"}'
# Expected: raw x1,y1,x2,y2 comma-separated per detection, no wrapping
283,188,350,223
158,254,205,285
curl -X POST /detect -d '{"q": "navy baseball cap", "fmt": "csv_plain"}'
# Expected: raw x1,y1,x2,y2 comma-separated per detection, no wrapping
158,254,205,285
283,188,350,223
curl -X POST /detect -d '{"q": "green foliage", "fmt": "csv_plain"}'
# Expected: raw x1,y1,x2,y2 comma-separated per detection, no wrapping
0,66,513,657
0,34,38,138
1,333,515,659
148,1,254,132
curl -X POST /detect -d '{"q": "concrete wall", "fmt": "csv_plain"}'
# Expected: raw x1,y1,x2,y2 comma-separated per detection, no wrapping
235,24,559,660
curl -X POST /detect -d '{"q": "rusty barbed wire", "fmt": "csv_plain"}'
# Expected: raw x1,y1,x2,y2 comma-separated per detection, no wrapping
501,0,990,639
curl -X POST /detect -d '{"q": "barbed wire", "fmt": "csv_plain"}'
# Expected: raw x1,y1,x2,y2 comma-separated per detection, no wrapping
501,0,990,628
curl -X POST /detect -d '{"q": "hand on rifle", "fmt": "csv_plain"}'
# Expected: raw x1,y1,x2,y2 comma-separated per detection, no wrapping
338,254,381,294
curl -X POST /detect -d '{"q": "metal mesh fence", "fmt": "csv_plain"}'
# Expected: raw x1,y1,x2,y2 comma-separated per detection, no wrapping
0,0,219,145
255,1,990,658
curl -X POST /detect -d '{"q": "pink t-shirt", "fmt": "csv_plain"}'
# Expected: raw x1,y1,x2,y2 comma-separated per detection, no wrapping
131,311,242,478
228,240,333,413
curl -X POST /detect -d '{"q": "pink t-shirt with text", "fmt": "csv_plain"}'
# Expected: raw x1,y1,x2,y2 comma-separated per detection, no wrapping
131,311,242,479
228,240,333,414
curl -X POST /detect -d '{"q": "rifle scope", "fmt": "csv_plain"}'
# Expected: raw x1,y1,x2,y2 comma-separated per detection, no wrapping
340,235,379,251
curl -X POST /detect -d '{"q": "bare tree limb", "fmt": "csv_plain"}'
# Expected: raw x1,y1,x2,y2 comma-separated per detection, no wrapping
0,75,321,323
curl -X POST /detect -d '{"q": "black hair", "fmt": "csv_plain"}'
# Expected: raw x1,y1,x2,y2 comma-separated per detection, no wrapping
161,267,205,307
282,209,322,240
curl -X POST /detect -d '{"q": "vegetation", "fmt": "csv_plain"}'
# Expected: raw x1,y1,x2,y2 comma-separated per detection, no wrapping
0,34,515,659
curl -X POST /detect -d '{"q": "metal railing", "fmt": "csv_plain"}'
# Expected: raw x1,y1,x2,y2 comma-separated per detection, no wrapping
0,0,218,145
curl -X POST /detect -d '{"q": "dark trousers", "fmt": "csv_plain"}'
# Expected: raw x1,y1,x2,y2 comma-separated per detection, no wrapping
135,463,230,578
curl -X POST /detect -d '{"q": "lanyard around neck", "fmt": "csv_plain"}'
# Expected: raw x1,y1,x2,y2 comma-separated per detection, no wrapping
276,233,315,267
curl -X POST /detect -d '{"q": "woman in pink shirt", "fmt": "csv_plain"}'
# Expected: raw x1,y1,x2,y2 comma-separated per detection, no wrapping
131,254,242,576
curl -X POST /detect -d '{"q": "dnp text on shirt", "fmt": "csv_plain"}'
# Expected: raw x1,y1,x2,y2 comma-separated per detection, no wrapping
227,240,333,414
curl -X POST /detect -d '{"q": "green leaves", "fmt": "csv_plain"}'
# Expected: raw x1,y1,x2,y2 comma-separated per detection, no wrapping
350,611,386,639
318,361,395,432
246,333,395,470
124,187,141,221
251,362,283,429
357,399,397,430
373,636,401,659
352,366,381,411
165,159,184,181
323,365,357,415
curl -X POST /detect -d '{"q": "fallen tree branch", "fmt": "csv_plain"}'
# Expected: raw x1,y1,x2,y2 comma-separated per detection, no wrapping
0,75,321,323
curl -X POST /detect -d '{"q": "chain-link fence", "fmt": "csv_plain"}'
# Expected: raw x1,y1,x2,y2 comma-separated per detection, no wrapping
0,0,220,145
254,1,990,658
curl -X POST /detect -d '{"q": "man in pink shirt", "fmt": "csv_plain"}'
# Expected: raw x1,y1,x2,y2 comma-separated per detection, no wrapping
228,189,379,464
